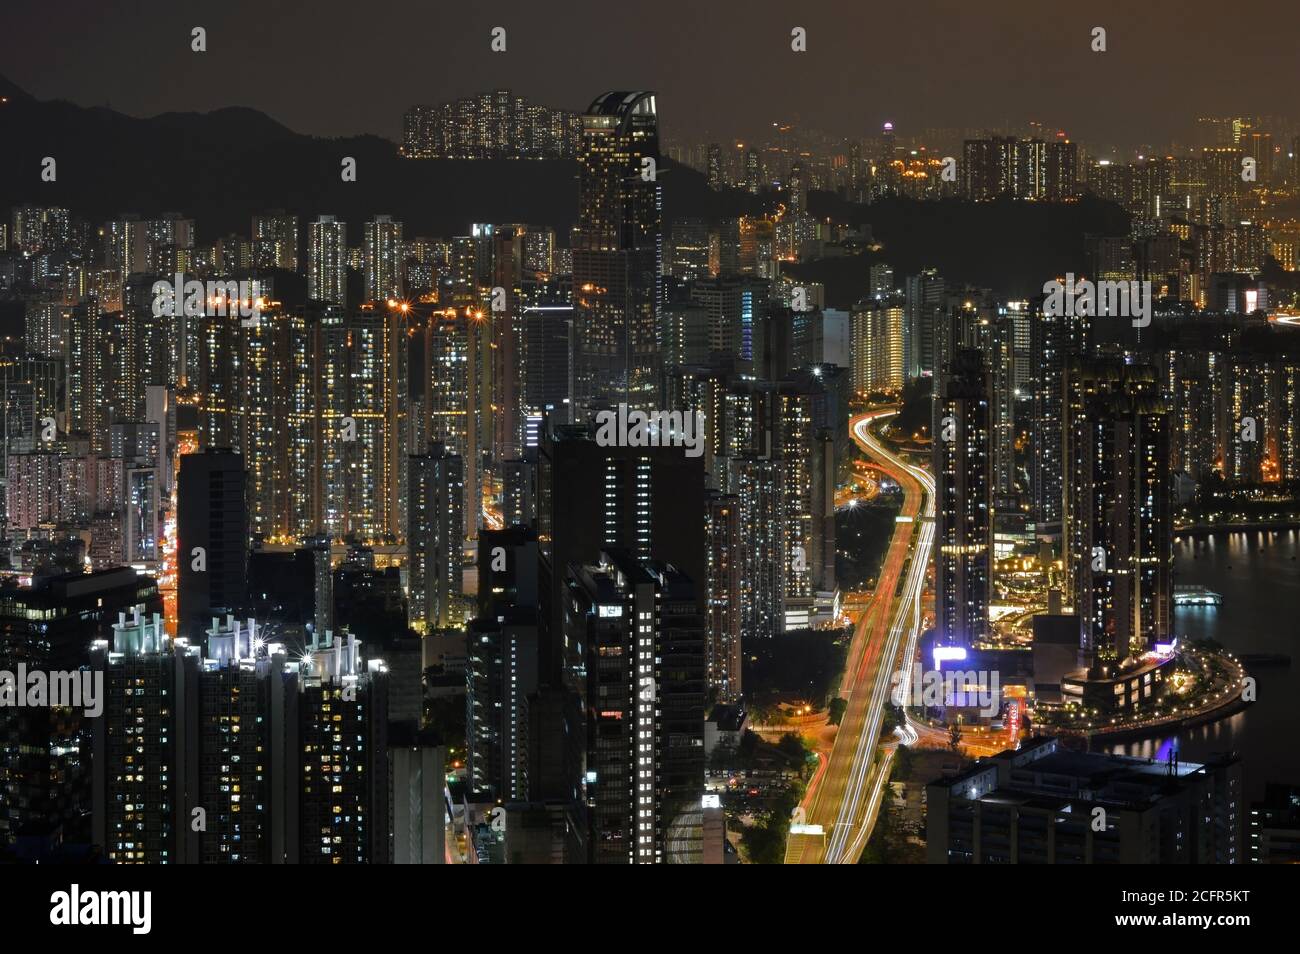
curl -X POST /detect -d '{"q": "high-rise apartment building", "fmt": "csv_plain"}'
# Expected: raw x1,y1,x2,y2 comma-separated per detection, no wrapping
364,215,404,304
466,612,538,801
850,299,905,392
904,268,945,378
401,90,580,159
963,137,1049,200
572,91,662,412
177,450,248,642
704,490,742,701
537,426,706,685
407,443,464,633
563,551,705,863
252,210,298,272
1066,363,1172,663
933,348,992,650
308,216,347,307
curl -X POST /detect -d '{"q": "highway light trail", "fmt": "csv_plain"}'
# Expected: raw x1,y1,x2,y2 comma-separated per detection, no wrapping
822,410,934,864
786,407,933,864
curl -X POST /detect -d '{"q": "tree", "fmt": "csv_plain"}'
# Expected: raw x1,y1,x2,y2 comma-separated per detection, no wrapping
880,704,900,735
827,696,848,726
948,721,962,752
776,732,808,765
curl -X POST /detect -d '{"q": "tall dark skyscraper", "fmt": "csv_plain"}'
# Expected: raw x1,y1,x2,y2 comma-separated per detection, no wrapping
177,449,248,642
537,426,706,685
466,612,538,802
572,91,662,413
1066,362,1172,663
1031,297,1087,533
904,268,945,378
407,443,464,633
933,348,992,650
704,490,742,701
563,550,705,863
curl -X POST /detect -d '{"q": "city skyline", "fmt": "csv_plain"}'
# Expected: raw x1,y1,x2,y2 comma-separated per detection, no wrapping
1,3,1298,905
1,0,1298,151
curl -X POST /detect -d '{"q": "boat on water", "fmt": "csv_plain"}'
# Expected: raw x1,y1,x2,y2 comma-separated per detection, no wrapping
1172,584,1222,606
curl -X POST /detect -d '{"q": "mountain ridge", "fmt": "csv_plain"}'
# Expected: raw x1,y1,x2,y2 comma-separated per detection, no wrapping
0,74,1127,303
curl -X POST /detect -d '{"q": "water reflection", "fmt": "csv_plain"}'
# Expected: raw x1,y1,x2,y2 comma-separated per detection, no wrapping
1106,529,1300,800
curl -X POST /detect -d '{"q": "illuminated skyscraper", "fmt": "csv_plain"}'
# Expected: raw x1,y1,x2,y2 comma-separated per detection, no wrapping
466,612,538,801
1066,362,1172,663
364,215,404,304
537,427,706,685
704,490,741,701
962,137,1046,200
338,303,409,543
90,607,199,863
401,89,580,159
668,218,711,280
1045,137,1079,200
688,276,769,368
1031,295,1087,531
572,91,662,413
415,303,483,538
235,302,290,542
564,550,705,863
904,268,945,378
707,143,723,191
850,299,905,392
252,210,298,271
294,631,390,864
933,348,992,650
67,298,112,453
407,443,464,633
310,534,334,638
744,148,760,193
490,225,528,461
726,456,786,640
285,304,349,540
9,206,70,254
308,216,347,307
91,609,390,864
195,615,270,863
981,311,1018,496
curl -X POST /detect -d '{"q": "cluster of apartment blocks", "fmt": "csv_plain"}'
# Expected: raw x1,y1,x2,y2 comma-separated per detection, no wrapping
926,292,1300,682
88,610,418,864
0,564,440,865
1,122,856,864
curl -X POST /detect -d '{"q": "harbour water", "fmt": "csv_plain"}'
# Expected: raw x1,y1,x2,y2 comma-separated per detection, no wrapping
1106,528,1300,802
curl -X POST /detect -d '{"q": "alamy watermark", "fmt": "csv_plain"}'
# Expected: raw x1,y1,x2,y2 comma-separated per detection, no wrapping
0,665,103,717
151,272,263,327
50,884,151,934
1043,272,1151,327
594,404,704,458
891,663,1001,717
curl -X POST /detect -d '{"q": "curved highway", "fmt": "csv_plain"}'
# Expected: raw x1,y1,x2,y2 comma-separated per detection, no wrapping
786,408,934,864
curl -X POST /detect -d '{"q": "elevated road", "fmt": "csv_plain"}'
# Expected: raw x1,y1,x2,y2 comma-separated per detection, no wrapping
786,408,934,864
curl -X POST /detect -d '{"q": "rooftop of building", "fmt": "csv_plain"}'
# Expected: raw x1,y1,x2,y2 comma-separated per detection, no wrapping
931,736,1238,811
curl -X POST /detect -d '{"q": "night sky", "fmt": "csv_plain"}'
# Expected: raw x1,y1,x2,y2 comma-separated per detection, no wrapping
1,0,1297,149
